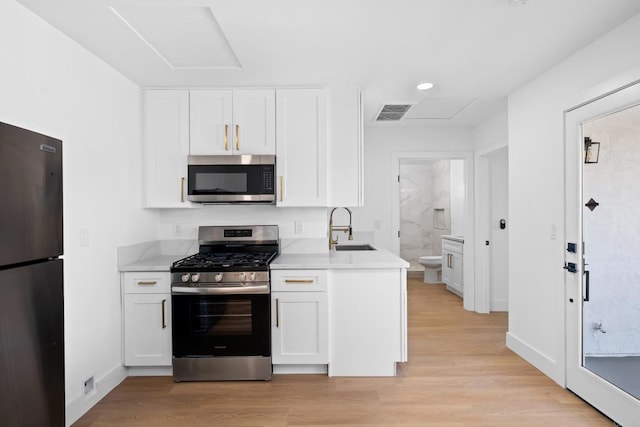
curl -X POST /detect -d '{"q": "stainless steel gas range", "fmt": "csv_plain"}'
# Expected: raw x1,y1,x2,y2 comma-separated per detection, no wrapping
170,225,279,381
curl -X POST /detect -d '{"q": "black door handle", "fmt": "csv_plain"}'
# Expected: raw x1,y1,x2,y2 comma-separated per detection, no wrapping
584,270,590,302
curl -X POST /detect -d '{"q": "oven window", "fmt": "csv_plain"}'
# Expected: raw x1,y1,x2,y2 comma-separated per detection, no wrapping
193,299,252,336
172,293,270,357
195,173,247,193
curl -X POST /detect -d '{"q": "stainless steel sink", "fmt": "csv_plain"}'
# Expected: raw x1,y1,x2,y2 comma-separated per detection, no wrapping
334,244,376,251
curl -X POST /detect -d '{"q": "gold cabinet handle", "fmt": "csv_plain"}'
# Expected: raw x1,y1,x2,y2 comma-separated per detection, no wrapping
161,299,167,329
137,281,157,285
180,177,185,203
279,176,283,202
284,279,314,284
275,298,280,328
224,124,229,151
235,124,239,151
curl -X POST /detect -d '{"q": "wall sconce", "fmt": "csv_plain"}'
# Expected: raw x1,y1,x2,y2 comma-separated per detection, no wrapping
584,137,600,164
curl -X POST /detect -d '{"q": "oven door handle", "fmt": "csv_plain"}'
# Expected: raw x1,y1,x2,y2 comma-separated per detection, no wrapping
171,284,270,295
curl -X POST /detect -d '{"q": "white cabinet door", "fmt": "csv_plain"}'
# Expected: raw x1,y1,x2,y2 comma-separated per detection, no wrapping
276,89,327,206
124,293,171,366
143,90,192,208
327,87,364,207
233,89,275,154
442,240,463,297
272,291,328,364
442,249,453,287
451,251,464,295
190,89,275,155
190,90,233,155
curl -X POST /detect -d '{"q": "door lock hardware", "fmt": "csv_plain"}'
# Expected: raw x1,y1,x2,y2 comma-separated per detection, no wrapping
563,262,577,273
567,242,577,253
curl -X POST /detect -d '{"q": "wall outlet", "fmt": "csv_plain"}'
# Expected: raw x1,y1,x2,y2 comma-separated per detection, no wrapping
83,376,94,395
173,224,182,237
374,220,381,230
294,221,303,234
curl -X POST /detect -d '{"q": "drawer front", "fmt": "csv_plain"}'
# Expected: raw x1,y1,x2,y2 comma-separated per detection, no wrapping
271,270,327,292
123,272,171,294
442,240,463,254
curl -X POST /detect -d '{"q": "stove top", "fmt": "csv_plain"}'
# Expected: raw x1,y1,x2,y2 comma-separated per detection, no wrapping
171,225,280,277
171,251,278,272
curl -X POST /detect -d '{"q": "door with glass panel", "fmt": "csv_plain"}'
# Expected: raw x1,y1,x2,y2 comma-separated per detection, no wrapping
565,82,640,425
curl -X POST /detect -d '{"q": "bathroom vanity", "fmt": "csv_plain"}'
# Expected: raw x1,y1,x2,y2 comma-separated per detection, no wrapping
442,235,463,297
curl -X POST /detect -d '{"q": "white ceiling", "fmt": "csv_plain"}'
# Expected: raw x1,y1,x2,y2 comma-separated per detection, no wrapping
17,0,640,127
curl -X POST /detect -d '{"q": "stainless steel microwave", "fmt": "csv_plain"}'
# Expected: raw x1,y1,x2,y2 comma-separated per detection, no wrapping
187,155,276,204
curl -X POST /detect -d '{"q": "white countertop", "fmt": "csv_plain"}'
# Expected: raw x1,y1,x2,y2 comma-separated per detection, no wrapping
119,255,186,272
117,240,198,272
117,239,409,272
271,246,409,270
441,235,464,243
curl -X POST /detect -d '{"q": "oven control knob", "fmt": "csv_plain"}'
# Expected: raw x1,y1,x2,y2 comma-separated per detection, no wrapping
191,273,200,283
239,272,246,281
181,273,190,283
214,273,223,282
249,272,256,281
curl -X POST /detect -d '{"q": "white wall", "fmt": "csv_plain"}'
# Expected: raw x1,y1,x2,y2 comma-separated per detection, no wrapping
358,126,473,252
507,12,640,384
157,206,328,241
487,148,508,312
0,2,158,424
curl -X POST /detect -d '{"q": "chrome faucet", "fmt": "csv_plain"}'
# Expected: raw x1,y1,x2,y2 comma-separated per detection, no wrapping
329,207,353,250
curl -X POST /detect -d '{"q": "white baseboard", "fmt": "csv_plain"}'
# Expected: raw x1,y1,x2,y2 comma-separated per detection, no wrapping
506,331,564,386
128,366,173,376
65,364,127,426
273,364,328,374
490,298,508,312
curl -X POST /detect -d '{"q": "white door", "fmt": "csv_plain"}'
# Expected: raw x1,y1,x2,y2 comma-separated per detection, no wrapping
565,81,640,425
275,89,327,206
190,90,233,155
232,89,276,154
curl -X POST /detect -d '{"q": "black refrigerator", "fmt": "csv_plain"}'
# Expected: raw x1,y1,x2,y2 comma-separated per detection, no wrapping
0,122,65,426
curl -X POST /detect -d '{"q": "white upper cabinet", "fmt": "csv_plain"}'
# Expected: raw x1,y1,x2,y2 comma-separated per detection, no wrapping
327,87,364,207
143,90,193,208
276,89,327,206
190,89,275,155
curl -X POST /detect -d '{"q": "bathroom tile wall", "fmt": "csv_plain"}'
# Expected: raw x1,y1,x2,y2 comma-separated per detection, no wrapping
399,160,451,271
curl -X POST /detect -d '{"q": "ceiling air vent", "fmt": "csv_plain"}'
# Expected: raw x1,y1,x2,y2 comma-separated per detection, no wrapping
375,104,414,121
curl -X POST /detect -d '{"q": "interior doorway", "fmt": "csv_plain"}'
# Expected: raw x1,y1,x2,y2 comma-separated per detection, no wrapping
390,151,475,311
397,158,464,272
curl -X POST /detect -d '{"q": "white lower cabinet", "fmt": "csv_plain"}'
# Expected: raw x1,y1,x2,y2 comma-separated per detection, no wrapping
329,269,407,376
271,270,328,367
272,292,328,364
442,239,464,297
122,272,172,366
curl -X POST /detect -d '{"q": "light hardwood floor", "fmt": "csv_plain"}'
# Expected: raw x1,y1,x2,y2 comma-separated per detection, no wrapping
74,278,610,426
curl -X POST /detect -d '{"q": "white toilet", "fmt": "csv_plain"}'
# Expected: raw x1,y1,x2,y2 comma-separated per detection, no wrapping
419,255,442,284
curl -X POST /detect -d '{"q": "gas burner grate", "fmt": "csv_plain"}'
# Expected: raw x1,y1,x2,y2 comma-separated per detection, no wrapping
172,251,278,270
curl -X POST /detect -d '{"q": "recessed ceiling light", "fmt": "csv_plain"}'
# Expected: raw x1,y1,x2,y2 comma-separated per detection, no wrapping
417,82,434,91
